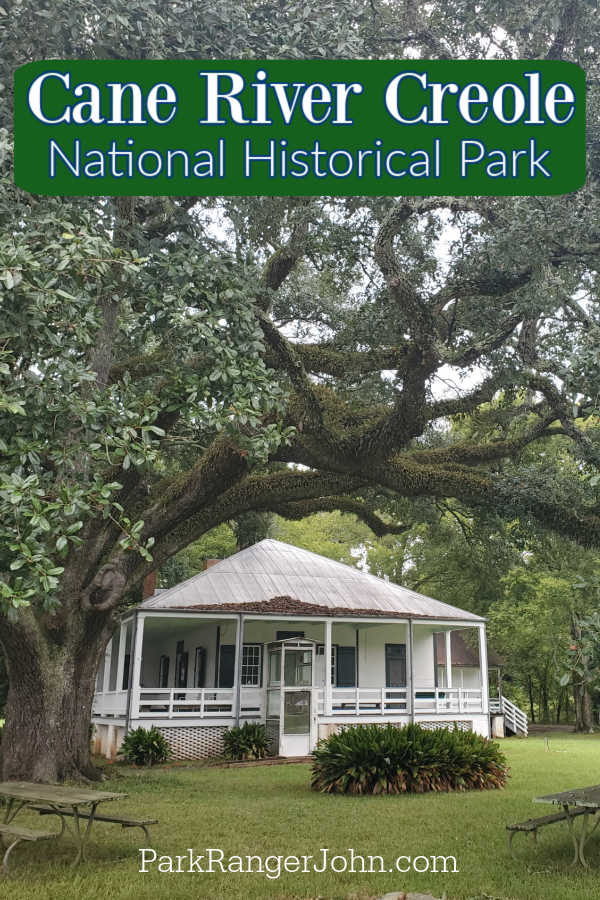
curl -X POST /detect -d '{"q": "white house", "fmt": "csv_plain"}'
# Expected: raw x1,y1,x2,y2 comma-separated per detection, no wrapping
92,539,503,760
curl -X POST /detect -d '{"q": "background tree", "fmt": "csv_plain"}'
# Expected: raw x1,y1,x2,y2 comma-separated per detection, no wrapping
1,1,600,781
271,510,374,563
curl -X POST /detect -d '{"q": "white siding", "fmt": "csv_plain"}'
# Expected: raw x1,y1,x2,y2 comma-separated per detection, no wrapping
438,665,481,689
141,620,227,688
412,625,437,688
137,618,439,689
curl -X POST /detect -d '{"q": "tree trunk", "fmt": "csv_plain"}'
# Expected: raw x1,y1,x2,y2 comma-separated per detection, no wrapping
581,684,595,733
0,605,112,782
574,684,583,731
541,672,550,723
572,684,594,733
527,677,536,723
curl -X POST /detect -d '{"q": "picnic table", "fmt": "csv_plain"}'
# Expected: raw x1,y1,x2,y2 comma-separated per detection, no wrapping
0,782,126,867
533,785,600,866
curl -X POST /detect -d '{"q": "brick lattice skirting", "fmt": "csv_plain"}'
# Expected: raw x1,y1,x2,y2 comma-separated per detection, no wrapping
157,725,228,759
416,720,473,732
156,720,475,760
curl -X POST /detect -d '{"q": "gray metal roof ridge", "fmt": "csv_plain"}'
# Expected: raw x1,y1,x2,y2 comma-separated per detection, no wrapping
139,538,483,621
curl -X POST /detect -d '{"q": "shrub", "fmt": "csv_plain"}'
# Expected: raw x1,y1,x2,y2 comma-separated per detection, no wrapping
223,722,271,760
311,723,509,795
119,726,170,766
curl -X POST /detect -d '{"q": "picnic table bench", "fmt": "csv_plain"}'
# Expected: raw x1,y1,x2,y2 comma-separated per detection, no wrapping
0,822,58,874
508,784,600,867
0,781,158,870
507,807,590,860
31,805,158,841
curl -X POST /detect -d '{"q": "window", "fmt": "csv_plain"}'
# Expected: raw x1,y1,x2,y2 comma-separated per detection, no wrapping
241,643,263,686
268,648,281,684
284,648,311,686
276,630,304,640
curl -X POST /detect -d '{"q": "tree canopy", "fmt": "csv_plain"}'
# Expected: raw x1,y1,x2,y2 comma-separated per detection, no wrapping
1,0,600,778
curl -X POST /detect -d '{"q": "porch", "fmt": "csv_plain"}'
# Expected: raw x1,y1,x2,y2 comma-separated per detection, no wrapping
92,610,490,757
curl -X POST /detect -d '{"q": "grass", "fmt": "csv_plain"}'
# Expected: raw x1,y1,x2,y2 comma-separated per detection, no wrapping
2,733,600,899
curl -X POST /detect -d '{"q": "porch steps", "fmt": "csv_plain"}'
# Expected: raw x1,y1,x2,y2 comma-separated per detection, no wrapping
212,756,312,768
490,695,528,736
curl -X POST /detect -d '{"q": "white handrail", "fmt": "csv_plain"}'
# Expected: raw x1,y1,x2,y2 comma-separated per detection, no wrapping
500,695,528,736
93,686,265,720
91,690,128,717
413,687,483,714
93,684,499,723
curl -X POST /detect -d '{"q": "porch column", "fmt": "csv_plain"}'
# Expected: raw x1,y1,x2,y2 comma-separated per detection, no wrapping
478,623,489,718
445,631,453,688
115,620,128,693
233,614,244,726
324,619,333,715
408,619,414,722
129,614,145,719
102,638,113,694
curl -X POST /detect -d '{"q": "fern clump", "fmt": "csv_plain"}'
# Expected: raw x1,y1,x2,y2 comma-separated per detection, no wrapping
311,723,508,795
222,722,271,760
119,726,170,766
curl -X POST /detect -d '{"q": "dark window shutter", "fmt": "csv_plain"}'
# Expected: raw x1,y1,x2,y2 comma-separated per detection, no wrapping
336,646,356,687
122,653,130,690
385,644,407,687
194,647,206,688
218,644,235,688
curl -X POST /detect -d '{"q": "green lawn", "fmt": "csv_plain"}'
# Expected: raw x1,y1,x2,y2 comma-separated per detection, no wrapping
3,734,600,899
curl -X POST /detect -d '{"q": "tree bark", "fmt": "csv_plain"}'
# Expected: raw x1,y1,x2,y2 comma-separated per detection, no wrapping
541,671,550,723
573,684,594,733
581,685,595,733
0,605,113,782
527,676,536,723
569,612,595,734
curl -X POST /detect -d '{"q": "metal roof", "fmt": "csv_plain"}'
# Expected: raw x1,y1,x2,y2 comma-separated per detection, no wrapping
141,539,484,622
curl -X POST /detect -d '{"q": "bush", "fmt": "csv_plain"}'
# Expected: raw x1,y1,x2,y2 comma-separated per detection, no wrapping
223,722,271,760
311,723,509,795
119,726,170,766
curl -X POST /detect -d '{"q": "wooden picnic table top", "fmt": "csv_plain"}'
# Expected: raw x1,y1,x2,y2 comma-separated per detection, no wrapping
0,781,126,808
534,785,600,810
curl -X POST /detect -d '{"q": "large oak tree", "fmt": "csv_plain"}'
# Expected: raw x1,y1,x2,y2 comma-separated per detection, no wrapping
2,0,600,780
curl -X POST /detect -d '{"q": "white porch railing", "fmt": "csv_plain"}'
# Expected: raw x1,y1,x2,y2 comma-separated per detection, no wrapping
92,690,128,717
489,695,528,736
93,685,485,721
317,687,409,715
135,687,264,719
316,686,483,716
413,687,483,715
